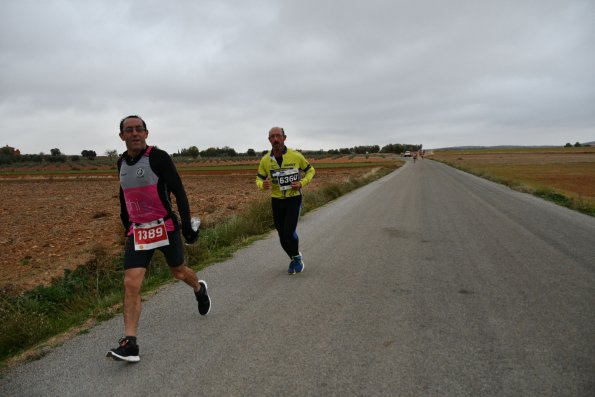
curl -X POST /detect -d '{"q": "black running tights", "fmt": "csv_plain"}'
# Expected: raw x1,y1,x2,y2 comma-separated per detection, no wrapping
271,195,302,258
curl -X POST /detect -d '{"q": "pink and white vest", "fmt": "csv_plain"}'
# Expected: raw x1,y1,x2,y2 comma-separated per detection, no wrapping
119,146,175,233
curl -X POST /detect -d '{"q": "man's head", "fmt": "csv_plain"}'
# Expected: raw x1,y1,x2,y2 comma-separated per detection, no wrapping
120,115,147,133
119,115,149,155
268,127,286,152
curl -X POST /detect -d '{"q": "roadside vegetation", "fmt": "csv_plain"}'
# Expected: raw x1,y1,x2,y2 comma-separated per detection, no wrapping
0,163,400,370
430,147,595,216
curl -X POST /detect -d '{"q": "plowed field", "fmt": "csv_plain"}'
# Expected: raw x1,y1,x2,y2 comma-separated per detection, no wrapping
430,148,595,199
0,157,392,294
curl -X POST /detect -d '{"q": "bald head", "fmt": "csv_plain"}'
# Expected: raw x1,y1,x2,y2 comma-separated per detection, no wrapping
268,126,286,154
268,127,285,137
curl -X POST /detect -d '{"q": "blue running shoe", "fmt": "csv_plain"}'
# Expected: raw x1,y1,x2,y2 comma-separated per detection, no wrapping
288,260,296,275
293,255,304,273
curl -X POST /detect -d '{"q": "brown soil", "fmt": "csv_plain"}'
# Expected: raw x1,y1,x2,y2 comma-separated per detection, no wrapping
0,163,384,295
430,150,595,199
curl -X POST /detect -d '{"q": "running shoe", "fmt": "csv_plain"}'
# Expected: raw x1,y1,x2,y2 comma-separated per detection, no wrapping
195,280,211,315
106,337,140,363
293,255,304,273
288,260,296,275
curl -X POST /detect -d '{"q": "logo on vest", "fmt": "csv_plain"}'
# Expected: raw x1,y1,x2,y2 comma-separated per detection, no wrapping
136,168,145,177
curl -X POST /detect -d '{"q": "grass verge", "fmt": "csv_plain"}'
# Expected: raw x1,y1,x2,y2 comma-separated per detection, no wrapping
0,164,399,370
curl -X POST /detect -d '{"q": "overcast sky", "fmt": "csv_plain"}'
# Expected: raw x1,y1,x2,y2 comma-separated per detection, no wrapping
1,0,594,155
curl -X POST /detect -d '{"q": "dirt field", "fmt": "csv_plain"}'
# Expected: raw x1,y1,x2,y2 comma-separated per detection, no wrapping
0,157,391,294
430,148,595,199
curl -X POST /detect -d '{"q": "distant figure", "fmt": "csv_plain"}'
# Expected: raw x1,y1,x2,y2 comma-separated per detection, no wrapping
106,115,210,363
413,152,418,163
256,127,315,274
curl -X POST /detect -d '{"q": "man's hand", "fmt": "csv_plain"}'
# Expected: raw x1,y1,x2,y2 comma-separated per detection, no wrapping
291,181,302,190
183,228,199,245
263,179,271,190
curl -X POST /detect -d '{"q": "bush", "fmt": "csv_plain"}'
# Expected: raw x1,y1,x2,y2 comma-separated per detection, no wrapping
45,155,67,163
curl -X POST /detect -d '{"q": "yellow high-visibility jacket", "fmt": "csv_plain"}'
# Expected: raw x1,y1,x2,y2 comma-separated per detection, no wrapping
256,147,315,199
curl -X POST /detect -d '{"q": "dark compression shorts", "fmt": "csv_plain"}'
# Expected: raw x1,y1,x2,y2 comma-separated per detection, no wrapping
123,230,185,269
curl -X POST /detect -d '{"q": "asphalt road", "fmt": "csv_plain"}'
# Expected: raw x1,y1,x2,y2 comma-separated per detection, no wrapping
1,159,594,396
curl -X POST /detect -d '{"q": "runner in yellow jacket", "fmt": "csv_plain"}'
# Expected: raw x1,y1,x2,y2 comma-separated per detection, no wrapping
256,127,315,274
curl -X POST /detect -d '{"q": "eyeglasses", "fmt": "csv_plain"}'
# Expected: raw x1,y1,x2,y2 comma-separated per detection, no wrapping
123,126,146,133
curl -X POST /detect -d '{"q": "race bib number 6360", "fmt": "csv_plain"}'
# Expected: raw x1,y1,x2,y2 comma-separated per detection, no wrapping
276,168,299,191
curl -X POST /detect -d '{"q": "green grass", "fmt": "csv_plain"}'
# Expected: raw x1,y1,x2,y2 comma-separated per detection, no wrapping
0,246,123,364
0,163,399,369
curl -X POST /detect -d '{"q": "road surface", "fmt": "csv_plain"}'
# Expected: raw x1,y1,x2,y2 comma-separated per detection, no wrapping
1,159,594,396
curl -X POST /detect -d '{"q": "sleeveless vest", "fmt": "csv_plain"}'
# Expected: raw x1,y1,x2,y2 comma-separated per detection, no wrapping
119,146,175,231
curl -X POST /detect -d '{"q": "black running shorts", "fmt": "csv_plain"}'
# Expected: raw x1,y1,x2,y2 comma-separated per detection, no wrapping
123,230,185,269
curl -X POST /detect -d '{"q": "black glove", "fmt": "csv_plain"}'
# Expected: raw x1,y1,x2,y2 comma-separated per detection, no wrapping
183,228,199,245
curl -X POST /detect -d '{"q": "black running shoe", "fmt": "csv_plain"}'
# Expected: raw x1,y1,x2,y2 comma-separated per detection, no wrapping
195,280,211,315
106,337,140,363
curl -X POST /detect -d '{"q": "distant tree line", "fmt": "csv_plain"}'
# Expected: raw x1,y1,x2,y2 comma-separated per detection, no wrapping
1,142,427,165
172,143,423,159
13,140,590,165
379,143,422,154
306,143,422,155
173,146,254,158
0,145,67,165
0,145,107,165
324,145,381,155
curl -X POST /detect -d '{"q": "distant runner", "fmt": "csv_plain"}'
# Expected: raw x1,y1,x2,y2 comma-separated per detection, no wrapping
107,115,210,363
256,127,315,274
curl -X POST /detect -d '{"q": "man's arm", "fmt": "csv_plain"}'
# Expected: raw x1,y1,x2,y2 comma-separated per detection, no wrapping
299,155,315,188
151,149,192,232
117,157,131,235
119,187,131,235
256,157,270,191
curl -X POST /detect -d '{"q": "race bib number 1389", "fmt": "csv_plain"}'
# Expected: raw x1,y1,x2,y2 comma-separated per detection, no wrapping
133,220,169,250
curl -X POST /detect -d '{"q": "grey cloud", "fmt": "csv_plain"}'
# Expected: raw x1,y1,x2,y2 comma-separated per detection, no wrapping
0,0,593,155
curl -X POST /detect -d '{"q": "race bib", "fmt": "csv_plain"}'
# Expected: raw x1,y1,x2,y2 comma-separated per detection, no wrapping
275,168,299,191
133,219,169,250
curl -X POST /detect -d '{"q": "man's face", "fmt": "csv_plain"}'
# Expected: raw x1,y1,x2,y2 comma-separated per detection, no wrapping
268,128,285,151
119,117,148,153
